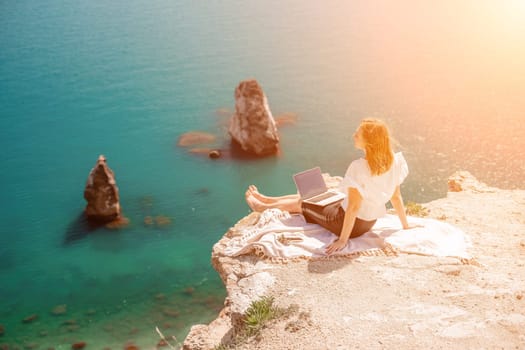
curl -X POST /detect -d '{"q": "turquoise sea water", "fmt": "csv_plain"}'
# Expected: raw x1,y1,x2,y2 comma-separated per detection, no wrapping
1,1,524,348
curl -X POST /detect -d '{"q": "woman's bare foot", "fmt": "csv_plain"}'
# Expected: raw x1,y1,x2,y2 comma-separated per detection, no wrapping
245,194,269,212
247,185,274,203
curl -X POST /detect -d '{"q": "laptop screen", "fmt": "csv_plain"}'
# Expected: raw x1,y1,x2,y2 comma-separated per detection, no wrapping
293,167,328,199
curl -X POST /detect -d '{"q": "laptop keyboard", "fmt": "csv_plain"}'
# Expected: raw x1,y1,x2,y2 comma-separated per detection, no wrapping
308,192,336,203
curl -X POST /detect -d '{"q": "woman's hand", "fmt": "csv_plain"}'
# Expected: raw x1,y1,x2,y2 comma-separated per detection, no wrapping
325,238,348,255
324,204,340,219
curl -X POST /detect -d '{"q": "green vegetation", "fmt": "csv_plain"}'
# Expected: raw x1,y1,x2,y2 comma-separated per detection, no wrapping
214,296,299,349
405,201,429,217
244,296,279,336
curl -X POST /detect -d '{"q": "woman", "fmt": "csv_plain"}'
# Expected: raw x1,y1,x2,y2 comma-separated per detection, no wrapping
245,118,411,255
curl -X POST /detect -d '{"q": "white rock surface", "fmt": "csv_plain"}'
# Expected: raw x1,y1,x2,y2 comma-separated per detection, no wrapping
183,171,525,349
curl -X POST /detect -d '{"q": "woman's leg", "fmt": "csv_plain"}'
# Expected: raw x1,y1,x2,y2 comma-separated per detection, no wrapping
245,187,302,213
246,185,300,203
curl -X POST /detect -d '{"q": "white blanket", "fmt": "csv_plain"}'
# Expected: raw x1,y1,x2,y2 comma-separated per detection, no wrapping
224,209,472,260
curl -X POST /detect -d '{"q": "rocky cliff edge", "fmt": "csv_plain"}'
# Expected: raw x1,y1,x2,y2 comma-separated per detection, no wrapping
183,172,525,349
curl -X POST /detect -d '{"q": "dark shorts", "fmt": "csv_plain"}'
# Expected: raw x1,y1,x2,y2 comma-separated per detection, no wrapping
301,200,376,238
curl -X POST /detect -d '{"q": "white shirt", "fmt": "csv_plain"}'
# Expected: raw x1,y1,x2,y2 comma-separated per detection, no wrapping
337,152,409,221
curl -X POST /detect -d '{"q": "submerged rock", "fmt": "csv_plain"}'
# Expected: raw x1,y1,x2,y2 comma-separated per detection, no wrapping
183,286,195,296
177,131,216,147
71,342,86,349
144,216,154,226
228,79,279,156
154,215,171,227
51,304,67,316
194,188,210,195
188,147,214,156
154,293,166,301
84,155,124,225
208,149,221,159
162,308,180,318
144,215,171,228
22,314,38,323
61,319,78,326
157,339,169,347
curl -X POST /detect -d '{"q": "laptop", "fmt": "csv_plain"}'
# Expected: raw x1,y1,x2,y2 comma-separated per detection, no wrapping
293,167,345,207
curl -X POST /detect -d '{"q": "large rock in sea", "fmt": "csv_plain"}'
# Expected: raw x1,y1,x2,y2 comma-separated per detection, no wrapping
228,79,279,156
83,155,121,224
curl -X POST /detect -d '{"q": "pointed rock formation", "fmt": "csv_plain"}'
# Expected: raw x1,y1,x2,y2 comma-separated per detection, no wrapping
228,79,279,156
84,155,122,224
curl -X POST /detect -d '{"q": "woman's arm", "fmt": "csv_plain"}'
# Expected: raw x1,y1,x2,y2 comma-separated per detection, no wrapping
325,187,362,254
390,185,410,229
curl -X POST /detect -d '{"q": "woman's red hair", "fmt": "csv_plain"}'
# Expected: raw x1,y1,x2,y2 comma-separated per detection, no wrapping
359,119,394,176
